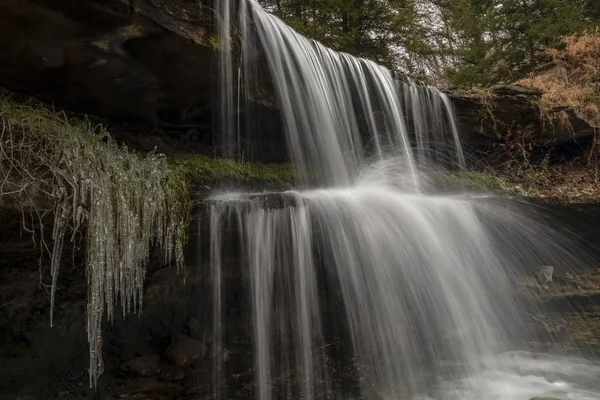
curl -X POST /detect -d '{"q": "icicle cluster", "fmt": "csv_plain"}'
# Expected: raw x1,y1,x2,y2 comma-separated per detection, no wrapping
0,98,190,387
57,124,189,387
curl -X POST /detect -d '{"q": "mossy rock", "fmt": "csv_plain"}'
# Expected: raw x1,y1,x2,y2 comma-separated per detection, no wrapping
530,397,562,400
170,154,295,186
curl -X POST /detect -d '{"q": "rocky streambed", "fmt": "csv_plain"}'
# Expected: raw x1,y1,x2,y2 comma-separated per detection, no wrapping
1,195,600,400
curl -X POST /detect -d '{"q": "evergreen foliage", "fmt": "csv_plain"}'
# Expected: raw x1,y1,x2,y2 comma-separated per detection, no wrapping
258,0,600,86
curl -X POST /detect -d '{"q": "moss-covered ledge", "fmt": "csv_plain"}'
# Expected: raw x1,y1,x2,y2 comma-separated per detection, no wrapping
169,154,295,193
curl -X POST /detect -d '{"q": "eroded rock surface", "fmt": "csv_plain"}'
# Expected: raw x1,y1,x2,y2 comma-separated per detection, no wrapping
0,0,213,126
0,0,290,161
448,84,597,153
164,334,206,367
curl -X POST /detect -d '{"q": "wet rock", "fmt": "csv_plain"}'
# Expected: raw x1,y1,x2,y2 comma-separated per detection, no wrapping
448,84,597,152
491,84,542,97
209,192,302,210
530,397,562,400
210,343,231,362
530,312,568,340
144,267,187,307
186,316,202,340
565,272,575,280
537,266,554,284
158,364,186,382
0,0,289,162
164,334,205,367
110,378,184,400
120,354,160,377
518,276,540,289
0,0,212,127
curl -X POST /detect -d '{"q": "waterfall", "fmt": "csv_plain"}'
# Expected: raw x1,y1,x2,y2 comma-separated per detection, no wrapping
218,0,236,158
206,1,599,399
231,1,464,184
206,189,593,399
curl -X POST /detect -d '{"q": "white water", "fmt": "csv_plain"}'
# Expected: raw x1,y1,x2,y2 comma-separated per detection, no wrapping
218,0,235,158
439,352,600,400
231,1,465,184
208,179,599,399
209,1,600,399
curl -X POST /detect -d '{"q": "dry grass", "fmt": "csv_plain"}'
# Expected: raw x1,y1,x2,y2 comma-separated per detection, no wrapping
517,30,600,127
498,163,600,204
515,30,600,176
435,161,600,204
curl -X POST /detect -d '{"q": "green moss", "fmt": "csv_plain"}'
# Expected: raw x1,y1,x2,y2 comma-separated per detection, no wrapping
208,35,221,50
170,154,295,185
530,397,562,400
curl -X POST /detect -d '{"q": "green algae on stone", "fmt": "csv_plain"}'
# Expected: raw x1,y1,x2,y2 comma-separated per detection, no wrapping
170,153,295,185
530,397,562,400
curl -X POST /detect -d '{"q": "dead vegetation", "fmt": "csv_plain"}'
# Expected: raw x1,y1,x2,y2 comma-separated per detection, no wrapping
517,30,600,124
497,163,600,204
445,32,600,201
479,131,600,204
517,30,600,166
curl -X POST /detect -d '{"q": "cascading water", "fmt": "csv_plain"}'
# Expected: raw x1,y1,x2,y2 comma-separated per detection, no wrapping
229,1,465,181
218,0,235,158
208,1,600,399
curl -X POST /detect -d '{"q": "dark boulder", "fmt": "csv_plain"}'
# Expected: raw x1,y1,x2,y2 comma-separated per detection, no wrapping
163,334,206,367
447,84,597,153
0,0,214,126
0,0,290,161
120,354,161,377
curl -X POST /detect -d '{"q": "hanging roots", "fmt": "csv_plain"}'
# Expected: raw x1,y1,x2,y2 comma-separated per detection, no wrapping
0,95,191,387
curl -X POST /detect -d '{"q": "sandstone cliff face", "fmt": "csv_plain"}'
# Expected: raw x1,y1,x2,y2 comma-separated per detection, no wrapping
0,0,293,160
449,84,597,155
0,0,222,160
0,0,215,124
1,1,596,163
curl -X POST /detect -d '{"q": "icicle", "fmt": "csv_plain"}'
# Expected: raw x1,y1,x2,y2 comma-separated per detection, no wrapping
41,123,190,387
